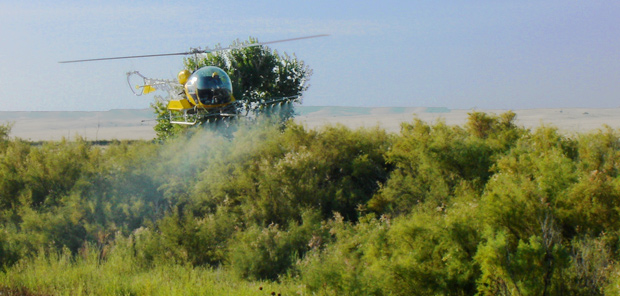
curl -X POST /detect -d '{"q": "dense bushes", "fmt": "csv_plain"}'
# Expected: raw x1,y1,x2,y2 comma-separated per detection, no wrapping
2,113,620,295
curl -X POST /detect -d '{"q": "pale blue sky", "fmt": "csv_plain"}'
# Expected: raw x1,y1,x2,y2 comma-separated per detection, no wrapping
1,0,619,111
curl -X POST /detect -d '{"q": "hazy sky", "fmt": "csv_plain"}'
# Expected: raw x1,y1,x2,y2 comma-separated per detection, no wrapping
1,0,619,111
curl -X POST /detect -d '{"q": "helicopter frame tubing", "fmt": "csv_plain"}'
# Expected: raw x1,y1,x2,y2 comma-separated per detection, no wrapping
127,71,184,100
168,104,239,126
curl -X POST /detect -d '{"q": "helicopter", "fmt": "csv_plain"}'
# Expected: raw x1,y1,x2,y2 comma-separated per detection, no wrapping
59,34,328,125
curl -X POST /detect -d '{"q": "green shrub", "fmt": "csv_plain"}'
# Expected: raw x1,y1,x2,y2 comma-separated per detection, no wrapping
4,112,620,294
229,210,322,280
370,111,523,217
297,213,391,295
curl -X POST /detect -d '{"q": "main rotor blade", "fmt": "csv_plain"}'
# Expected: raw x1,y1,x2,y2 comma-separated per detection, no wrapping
58,34,329,64
59,52,194,63
216,34,330,51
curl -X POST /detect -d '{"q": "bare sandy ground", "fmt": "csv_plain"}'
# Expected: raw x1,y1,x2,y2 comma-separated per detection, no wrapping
1,107,620,141
0,110,157,141
297,107,620,134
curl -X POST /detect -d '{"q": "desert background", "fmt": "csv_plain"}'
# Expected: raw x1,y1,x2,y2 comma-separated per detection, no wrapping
2,106,620,141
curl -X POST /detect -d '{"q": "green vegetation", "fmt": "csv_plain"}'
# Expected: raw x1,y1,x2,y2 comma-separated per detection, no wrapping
2,112,620,295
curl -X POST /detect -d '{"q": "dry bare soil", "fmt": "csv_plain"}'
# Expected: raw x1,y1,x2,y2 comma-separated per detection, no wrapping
2,106,620,141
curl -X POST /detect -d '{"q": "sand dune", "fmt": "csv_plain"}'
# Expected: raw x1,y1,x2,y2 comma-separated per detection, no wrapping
2,107,620,141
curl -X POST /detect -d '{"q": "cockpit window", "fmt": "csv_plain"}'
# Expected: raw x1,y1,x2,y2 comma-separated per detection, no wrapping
184,66,233,106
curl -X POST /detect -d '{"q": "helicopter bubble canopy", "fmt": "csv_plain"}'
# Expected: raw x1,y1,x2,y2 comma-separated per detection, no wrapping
184,66,233,107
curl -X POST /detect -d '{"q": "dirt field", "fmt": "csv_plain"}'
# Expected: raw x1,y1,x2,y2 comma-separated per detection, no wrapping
2,107,620,141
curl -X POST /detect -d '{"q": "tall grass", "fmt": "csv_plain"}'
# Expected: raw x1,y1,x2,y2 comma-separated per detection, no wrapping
0,244,301,296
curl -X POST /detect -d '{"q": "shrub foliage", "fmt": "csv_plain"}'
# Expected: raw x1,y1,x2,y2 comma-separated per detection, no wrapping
2,112,620,295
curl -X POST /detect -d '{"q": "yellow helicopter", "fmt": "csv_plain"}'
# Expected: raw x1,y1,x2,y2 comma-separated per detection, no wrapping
60,35,328,125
